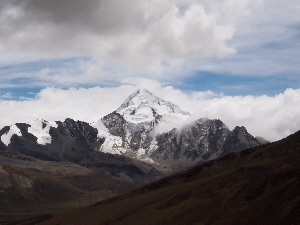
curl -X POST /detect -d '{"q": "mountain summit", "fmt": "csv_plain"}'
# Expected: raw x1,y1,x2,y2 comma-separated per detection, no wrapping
116,89,190,124
97,89,264,171
97,89,192,160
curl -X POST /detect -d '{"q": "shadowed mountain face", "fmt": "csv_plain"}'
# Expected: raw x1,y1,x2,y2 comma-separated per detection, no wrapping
30,130,300,225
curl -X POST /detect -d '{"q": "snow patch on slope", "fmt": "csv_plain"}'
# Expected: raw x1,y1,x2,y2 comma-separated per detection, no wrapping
93,119,157,163
136,149,155,163
1,125,22,146
92,120,110,138
100,135,126,155
92,120,128,154
148,139,158,155
27,119,58,145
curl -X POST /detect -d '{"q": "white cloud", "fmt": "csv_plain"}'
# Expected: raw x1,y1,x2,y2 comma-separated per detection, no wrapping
186,89,300,141
0,92,14,99
0,0,263,79
0,82,299,142
0,0,298,89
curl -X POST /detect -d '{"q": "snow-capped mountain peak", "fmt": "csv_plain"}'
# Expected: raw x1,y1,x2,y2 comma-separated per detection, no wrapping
116,89,190,124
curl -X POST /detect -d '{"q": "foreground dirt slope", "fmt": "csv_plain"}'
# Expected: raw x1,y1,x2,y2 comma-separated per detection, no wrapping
0,155,138,224
23,130,300,225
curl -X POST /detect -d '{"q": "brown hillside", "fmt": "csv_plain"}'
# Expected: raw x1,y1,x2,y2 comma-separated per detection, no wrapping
17,130,300,225
0,155,137,224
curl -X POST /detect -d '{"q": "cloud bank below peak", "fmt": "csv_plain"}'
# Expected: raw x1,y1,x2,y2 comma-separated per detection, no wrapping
0,83,299,142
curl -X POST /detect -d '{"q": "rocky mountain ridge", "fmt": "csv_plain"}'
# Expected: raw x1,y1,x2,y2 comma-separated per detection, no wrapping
0,89,266,174
95,89,266,171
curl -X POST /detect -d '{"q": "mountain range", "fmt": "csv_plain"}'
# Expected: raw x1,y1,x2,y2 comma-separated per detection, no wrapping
14,126,300,225
0,89,266,172
0,89,268,223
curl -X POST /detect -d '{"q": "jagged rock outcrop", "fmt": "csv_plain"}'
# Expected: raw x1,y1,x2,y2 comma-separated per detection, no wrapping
147,118,261,171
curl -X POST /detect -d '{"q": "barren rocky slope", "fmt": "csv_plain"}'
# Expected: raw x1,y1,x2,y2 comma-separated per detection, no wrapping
0,153,138,224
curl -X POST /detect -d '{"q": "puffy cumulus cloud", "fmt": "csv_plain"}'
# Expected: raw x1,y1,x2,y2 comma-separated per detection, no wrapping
0,81,299,142
0,0,261,72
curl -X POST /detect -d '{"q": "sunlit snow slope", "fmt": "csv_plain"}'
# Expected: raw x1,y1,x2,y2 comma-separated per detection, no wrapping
116,88,190,124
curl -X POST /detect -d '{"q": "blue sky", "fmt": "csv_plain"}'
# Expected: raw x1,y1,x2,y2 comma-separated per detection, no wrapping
175,72,298,96
0,0,300,141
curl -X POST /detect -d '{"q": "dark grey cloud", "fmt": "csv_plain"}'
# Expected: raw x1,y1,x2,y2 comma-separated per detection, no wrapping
0,0,239,62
